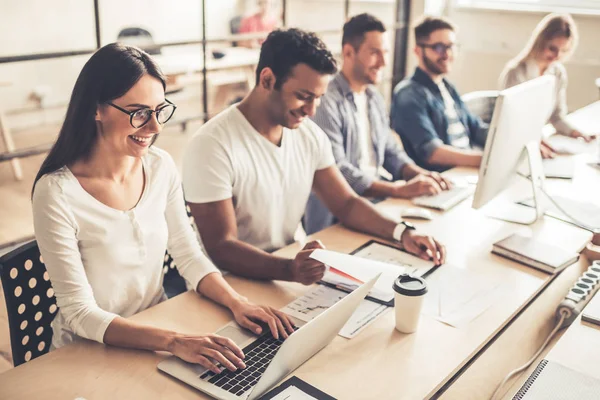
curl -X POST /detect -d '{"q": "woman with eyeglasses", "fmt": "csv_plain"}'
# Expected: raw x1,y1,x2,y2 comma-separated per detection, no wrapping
499,13,596,149
31,43,294,373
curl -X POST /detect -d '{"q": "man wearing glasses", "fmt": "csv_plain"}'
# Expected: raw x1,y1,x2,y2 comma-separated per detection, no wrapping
390,16,488,171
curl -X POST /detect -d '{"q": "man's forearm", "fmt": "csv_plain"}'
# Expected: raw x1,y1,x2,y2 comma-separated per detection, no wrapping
427,145,482,168
335,196,397,240
204,239,292,281
363,180,403,198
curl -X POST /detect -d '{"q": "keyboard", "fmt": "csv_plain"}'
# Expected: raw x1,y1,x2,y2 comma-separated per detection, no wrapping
412,186,474,211
542,157,575,179
198,333,286,397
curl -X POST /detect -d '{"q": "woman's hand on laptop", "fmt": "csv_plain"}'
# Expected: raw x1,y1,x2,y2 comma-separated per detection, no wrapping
230,300,296,340
401,230,446,266
169,333,246,373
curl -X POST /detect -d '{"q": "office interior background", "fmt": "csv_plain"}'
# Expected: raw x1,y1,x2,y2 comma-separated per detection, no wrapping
0,0,599,375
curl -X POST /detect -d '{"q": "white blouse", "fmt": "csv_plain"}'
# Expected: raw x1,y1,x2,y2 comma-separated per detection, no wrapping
499,59,575,136
32,147,219,349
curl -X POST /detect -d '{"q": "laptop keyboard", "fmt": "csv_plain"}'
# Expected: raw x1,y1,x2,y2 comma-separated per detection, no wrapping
198,333,286,397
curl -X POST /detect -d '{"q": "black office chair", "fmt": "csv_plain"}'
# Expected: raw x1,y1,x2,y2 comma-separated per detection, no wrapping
230,16,243,47
117,27,161,55
0,241,57,366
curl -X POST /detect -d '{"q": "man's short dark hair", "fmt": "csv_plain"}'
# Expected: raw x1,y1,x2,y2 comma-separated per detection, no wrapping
414,16,455,43
342,13,386,50
256,28,338,89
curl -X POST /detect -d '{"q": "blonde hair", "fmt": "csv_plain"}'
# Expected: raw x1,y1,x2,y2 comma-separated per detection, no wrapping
510,13,578,67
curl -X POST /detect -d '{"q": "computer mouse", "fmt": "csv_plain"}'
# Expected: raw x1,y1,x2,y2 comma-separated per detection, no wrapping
401,207,433,220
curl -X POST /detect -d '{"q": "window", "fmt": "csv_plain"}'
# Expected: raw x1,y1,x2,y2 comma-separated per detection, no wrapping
455,0,600,13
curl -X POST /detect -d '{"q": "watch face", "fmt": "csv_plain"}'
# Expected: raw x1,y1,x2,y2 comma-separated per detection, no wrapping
403,221,416,230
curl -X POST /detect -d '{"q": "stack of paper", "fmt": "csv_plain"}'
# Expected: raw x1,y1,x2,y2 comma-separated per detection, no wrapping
310,248,433,303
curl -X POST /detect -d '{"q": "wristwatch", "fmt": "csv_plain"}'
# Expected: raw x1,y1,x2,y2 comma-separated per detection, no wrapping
392,221,416,242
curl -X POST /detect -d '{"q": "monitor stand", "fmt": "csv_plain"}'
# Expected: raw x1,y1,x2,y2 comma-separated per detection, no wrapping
483,141,546,225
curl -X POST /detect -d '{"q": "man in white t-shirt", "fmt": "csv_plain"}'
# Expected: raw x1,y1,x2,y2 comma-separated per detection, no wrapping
183,28,446,286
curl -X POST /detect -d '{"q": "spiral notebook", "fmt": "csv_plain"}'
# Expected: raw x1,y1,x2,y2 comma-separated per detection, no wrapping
512,359,600,399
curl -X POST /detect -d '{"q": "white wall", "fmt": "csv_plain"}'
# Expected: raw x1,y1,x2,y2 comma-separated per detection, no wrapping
444,6,600,111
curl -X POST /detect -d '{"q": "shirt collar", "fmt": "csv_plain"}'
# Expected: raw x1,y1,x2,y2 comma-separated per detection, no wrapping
411,66,447,94
334,72,376,100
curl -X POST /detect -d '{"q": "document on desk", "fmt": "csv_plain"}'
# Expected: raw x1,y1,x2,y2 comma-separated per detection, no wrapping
269,386,320,400
422,264,506,329
281,284,390,339
310,247,434,303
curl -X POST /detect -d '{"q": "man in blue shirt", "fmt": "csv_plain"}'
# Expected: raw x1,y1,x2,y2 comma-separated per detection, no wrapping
390,16,488,172
304,13,450,234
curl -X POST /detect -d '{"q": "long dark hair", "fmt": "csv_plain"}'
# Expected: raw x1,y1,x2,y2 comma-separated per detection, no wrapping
32,43,166,196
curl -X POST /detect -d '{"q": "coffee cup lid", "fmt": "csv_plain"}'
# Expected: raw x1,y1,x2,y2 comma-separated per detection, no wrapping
393,274,427,296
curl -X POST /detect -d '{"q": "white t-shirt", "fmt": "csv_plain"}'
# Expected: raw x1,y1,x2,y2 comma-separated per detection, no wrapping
354,91,378,178
437,81,470,149
182,105,335,252
32,147,219,349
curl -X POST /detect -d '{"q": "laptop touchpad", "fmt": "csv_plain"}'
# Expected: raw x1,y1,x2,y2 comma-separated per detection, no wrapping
216,324,256,346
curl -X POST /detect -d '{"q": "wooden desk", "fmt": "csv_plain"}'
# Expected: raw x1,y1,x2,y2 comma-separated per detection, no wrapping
154,47,259,115
0,107,597,400
499,303,600,399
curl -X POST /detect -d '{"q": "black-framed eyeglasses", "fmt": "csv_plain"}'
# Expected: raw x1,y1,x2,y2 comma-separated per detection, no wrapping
106,99,177,129
418,42,459,56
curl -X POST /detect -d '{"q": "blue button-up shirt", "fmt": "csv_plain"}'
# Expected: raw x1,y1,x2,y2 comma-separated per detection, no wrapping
390,67,488,171
303,72,414,234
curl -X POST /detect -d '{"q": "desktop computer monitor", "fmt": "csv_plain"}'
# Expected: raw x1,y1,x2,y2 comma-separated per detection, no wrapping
472,75,556,224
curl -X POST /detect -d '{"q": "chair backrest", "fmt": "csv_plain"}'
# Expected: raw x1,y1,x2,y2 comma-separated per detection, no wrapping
461,90,499,124
230,16,243,47
0,241,57,366
117,27,161,55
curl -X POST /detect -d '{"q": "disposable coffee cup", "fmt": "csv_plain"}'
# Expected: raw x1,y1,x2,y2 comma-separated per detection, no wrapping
393,274,428,333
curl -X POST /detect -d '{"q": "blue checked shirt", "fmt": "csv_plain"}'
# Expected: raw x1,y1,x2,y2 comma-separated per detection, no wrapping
304,73,415,234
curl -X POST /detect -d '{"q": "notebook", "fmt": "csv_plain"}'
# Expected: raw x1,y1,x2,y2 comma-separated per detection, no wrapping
582,291,600,327
258,376,336,400
492,234,579,274
512,359,600,399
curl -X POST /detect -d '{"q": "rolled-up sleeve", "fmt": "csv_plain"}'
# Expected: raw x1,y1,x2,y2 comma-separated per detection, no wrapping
312,94,374,195
164,155,220,291
33,177,118,344
391,89,443,164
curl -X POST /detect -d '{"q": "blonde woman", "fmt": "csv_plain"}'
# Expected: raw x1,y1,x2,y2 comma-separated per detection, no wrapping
500,13,596,147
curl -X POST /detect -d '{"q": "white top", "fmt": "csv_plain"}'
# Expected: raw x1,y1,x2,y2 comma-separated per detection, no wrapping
354,91,378,177
182,105,336,253
499,59,575,136
437,81,470,149
32,147,219,349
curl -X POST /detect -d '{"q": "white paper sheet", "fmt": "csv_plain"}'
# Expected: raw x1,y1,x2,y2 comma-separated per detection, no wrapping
281,285,390,339
270,385,320,400
422,264,506,328
310,247,433,303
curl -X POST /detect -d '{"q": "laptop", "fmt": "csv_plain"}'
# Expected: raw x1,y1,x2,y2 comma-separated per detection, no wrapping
158,274,380,399
412,186,474,211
